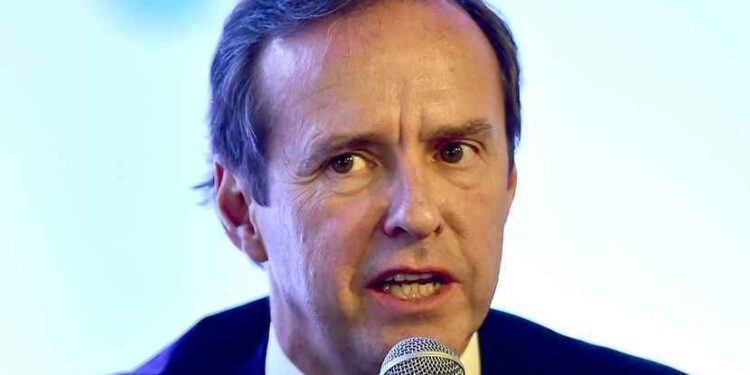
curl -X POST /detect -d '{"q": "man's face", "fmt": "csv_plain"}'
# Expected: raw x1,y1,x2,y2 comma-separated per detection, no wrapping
250,1,515,373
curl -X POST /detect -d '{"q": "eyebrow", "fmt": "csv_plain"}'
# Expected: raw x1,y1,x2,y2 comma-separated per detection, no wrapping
422,118,494,142
299,118,495,172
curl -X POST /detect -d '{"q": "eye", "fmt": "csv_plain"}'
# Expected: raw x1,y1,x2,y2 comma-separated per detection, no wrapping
328,153,368,174
438,142,477,164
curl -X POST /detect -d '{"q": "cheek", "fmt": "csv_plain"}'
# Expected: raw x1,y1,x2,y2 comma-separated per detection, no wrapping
441,177,509,288
442,167,509,235
295,183,385,249
289,186,386,310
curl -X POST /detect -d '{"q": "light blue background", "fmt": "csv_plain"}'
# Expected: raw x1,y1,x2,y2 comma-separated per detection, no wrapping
0,1,747,374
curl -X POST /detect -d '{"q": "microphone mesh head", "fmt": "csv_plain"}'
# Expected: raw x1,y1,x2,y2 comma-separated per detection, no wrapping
379,337,465,375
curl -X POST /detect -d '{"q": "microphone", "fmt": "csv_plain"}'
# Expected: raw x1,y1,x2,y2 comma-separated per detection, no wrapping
379,337,465,375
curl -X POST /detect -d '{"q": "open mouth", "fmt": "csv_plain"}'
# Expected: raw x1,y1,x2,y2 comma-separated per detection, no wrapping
370,271,451,300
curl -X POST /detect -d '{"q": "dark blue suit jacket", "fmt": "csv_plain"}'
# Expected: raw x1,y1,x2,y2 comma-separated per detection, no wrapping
129,297,685,374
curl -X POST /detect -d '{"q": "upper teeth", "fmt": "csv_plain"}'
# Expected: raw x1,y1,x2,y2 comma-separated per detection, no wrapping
385,273,435,283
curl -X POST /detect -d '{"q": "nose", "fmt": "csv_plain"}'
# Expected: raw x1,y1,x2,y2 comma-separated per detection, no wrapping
382,165,443,239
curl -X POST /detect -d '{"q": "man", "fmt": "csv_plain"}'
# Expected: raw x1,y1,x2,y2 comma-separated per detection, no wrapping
132,0,684,374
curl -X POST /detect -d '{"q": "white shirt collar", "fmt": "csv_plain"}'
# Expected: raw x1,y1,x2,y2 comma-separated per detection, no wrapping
265,321,481,374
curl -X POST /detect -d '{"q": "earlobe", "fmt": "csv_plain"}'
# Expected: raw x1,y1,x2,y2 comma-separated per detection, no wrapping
214,162,268,263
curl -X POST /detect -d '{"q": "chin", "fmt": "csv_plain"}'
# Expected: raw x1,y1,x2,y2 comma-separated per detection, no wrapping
370,316,474,356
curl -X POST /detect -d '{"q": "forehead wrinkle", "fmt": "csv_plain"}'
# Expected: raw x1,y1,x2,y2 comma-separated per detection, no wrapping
301,1,480,81
266,0,497,116
263,19,361,124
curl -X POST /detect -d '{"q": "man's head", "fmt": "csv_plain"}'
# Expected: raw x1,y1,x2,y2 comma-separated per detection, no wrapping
211,0,520,374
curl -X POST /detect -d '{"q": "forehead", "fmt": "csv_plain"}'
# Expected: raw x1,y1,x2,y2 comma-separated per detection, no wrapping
257,0,503,142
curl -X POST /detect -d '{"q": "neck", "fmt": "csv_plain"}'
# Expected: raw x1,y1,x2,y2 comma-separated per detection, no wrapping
269,296,376,375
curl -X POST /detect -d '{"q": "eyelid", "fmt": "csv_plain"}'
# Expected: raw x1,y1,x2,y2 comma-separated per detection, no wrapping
437,139,481,153
435,140,482,165
325,151,377,173
329,150,372,163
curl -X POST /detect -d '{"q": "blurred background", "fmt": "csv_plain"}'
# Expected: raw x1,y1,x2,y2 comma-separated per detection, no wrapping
0,0,747,374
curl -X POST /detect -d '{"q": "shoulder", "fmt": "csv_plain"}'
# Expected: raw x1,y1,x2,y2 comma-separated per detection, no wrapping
132,297,271,375
479,309,685,374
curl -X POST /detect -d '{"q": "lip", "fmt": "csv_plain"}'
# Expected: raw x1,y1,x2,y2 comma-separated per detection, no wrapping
366,267,457,315
367,267,456,288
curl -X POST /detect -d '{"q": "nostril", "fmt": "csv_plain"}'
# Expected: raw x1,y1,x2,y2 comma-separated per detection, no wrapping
382,201,442,239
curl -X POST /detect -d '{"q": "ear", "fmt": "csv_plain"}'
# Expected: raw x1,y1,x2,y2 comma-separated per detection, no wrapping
505,165,518,206
214,162,268,263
